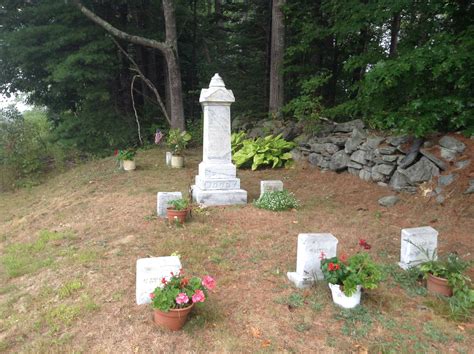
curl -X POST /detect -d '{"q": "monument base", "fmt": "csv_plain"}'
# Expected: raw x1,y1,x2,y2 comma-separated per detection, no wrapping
287,272,314,289
398,261,420,270
192,185,247,206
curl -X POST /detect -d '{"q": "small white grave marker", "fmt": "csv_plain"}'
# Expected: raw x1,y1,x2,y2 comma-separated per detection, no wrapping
260,180,284,197
157,191,182,218
166,152,172,166
399,226,438,270
136,256,182,305
287,233,338,288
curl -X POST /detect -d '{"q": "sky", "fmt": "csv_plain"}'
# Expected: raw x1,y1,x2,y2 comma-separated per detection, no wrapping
0,93,33,112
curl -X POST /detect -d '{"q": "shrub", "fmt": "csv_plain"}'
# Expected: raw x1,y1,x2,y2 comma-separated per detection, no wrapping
254,190,300,211
232,134,295,170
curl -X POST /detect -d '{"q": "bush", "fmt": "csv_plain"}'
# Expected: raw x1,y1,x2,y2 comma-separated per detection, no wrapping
0,106,74,190
232,134,295,170
254,190,300,211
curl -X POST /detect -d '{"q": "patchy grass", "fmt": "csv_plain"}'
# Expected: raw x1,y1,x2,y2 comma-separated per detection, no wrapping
0,146,472,352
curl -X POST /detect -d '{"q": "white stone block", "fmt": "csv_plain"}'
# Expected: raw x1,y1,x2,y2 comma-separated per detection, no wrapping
157,192,182,218
260,180,284,197
287,233,338,288
165,152,172,166
192,185,247,206
399,226,438,269
195,175,240,190
136,256,181,305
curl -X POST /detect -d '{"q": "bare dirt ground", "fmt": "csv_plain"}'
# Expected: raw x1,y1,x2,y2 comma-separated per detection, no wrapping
0,142,473,353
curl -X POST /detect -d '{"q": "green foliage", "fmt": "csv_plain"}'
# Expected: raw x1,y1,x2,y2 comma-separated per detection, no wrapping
168,198,189,211
0,107,75,190
321,252,383,296
166,129,192,156
116,148,136,161
254,190,300,211
232,134,295,170
231,131,247,154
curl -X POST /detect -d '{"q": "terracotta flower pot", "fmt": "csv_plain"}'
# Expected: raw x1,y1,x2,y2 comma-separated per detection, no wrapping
427,273,453,297
153,303,194,331
167,208,188,224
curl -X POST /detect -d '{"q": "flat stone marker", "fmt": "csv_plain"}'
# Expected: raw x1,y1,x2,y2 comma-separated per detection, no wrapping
399,226,438,270
136,256,182,305
287,233,338,288
192,73,247,206
260,180,284,197
157,191,182,218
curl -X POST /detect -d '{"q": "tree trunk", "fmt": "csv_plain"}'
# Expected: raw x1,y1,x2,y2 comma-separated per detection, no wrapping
72,0,185,130
389,12,401,58
162,0,185,130
269,0,285,115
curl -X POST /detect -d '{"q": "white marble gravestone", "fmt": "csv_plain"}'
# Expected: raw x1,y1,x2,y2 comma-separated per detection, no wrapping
157,191,182,218
399,226,438,269
136,256,182,305
287,233,338,288
260,180,284,197
165,152,172,166
192,74,247,206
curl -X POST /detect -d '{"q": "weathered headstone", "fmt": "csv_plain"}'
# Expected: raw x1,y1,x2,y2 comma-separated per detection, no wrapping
399,226,438,270
165,152,172,166
157,191,182,218
192,74,247,205
287,233,338,288
260,180,284,197
136,256,182,305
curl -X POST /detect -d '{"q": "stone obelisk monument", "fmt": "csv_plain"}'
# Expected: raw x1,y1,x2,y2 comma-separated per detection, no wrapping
192,74,247,206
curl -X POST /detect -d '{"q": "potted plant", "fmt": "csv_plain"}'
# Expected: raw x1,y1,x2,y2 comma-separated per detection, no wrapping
116,148,137,171
321,239,383,309
166,129,192,168
166,198,190,224
419,253,472,297
150,270,216,331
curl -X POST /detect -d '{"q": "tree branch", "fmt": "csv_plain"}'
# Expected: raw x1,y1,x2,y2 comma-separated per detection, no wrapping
71,0,169,54
131,75,143,145
111,37,171,126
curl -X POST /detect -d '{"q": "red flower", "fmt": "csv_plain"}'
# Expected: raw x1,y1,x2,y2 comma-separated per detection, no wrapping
340,253,348,263
319,251,326,260
114,149,118,156
328,262,339,271
180,278,189,287
161,277,167,284
364,244,372,250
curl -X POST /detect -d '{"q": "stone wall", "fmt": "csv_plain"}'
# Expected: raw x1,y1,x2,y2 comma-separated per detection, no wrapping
291,120,469,195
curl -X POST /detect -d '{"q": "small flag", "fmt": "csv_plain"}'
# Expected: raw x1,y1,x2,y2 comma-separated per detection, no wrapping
155,129,164,144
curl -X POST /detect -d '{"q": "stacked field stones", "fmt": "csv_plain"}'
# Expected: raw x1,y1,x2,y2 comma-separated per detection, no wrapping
294,119,470,195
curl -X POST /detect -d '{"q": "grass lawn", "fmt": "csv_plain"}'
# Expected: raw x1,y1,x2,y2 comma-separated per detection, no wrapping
0,146,472,352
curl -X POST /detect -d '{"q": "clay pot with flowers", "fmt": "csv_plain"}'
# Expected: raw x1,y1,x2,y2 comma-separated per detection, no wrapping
321,239,383,309
150,270,216,331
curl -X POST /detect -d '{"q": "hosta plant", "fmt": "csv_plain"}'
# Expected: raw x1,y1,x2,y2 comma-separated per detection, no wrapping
150,270,216,312
232,134,295,170
254,190,300,211
321,240,383,296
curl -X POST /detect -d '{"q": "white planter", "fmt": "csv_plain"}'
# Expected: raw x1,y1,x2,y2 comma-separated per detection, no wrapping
171,155,184,168
123,160,136,171
328,283,361,309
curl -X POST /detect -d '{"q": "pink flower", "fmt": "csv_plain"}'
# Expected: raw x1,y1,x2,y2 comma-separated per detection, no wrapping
175,293,189,305
202,275,216,290
149,293,155,299
319,251,326,260
192,289,206,303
